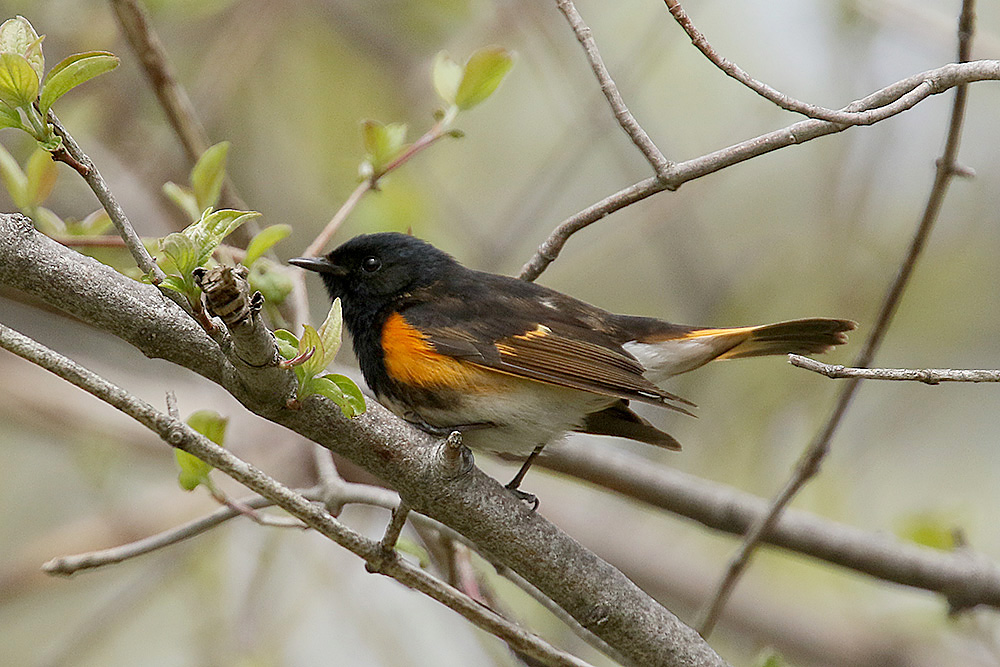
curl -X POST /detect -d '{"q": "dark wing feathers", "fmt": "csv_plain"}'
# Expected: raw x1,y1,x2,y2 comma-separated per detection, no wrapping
422,321,695,414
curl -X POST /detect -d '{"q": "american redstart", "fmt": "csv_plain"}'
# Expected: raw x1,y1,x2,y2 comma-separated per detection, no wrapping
290,233,855,505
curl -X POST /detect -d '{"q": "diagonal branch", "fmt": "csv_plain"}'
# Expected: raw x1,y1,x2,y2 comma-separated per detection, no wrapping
555,0,672,177
697,0,978,636
518,57,1000,281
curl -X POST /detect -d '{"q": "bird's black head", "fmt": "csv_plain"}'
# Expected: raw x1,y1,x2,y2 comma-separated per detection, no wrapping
289,232,458,324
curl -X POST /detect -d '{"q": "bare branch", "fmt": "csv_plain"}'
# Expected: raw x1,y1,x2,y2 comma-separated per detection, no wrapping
698,0,979,636
518,58,1000,281
662,0,960,126
539,444,1000,613
302,180,372,258
379,501,412,553
556,0,671,177
790,354,1000,384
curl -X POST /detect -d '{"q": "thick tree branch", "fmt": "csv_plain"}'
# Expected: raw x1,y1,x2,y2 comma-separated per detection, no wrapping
555,0,671,177
518,58,999,281
540,444,1000,613
790,355,1000,383
698,0,978,635
0,213,727,667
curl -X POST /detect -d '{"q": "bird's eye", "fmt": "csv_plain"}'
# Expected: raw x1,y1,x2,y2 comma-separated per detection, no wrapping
361,256,381,273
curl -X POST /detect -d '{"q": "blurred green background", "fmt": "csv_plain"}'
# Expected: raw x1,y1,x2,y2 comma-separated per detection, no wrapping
1,0,999,665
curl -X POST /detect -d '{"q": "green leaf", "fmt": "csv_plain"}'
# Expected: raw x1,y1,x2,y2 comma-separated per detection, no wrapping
0,17,43,81
298,324,323,377
324,373,365,416
455,47,514,111
188,208,261,266
0,140,28,209
162,181,200,221
244,223,291,268
25,147,56,206
159,274,191,294
432,51,462,106
71,209,112,236
0,52,39,108
316,297,343,368
190,141,229,212
186,409,229,445
361,120,407,173
32,206,65,235
0,102,21,130
175,407,227,493
394,538,430,568
248,257,294,305
159,231,200,276
274,329,299,360
175,449,213,491
307,375,365,417
39,51,119,115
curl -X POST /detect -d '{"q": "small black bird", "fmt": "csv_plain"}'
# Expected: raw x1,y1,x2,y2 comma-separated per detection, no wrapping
290,233,854,503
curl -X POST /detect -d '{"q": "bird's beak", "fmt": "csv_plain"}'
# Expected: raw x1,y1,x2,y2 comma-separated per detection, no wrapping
288,257,349,276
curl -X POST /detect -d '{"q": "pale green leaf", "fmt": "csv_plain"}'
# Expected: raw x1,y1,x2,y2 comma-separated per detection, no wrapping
361,120,407,173
32,206,65,235
188,208,260,266
304,375,351,414
316,297,343,368
0,102,22,130
0,17,43,81
298,324,323,378
162,181,200,221
39,51,119,115
455,47,514,111
190,141,229,211
323,373,365,416
159,231,199,276
159,275,190,294
274,329,299,360
175,448,213,491
0,52,39,108
0,140,28,209
186,409,228,446
432,51,462,105
25,147,56,206
248,258,293,306
72,209,112,236
244,223,291,268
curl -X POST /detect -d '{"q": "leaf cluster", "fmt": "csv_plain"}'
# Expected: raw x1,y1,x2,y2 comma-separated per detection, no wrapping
0,16,118,150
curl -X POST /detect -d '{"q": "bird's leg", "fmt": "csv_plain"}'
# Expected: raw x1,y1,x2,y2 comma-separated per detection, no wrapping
504,444,545,510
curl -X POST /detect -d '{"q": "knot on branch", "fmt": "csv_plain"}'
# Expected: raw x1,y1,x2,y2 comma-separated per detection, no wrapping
438,431,475,479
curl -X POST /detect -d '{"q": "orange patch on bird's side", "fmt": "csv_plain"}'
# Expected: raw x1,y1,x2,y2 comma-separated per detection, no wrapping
381,313,486,389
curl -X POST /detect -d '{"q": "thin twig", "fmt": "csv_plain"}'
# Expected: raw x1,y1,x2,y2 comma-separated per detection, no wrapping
518,58,999,281
43,493,300,575
662,0,949,126
790,354,1000,383
379,500,411,553
556,0,672,177
47,113,166,283
0,322,595,667
697,0,978,636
